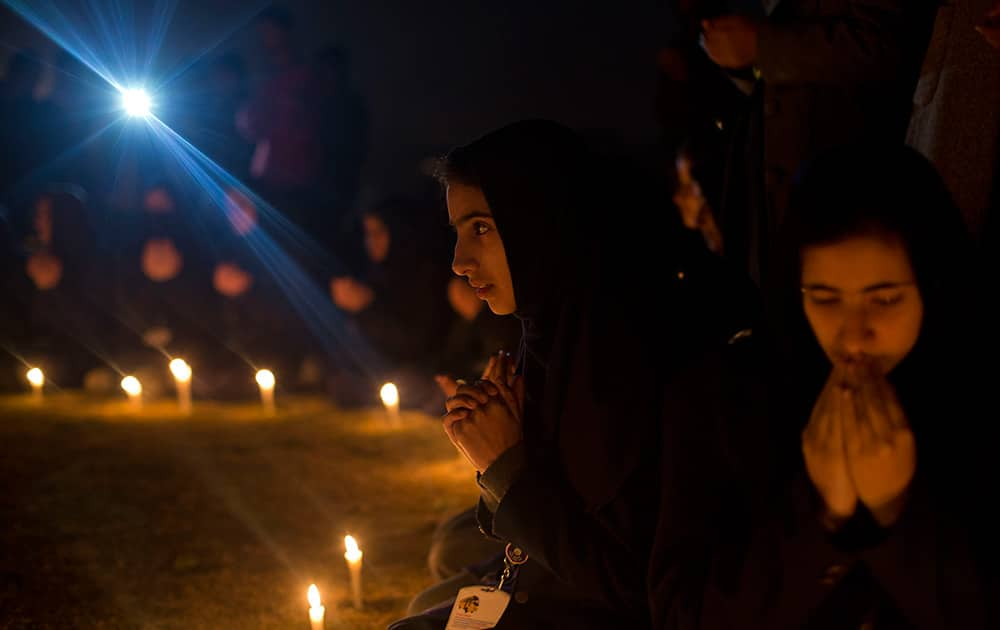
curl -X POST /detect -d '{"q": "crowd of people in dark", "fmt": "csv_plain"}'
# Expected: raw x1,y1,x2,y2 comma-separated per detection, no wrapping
3,0,1000,628
0,7,519,408
388,2,1000,629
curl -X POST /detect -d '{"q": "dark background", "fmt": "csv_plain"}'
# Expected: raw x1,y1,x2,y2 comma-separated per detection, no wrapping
0,1,673,199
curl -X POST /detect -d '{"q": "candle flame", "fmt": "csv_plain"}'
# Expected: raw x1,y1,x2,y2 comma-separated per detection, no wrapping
26,368,44,387
121,376,142,396
308,583,321,608
255,369,275,390
379,382,399,407
345,535,363,562
169,358,192,382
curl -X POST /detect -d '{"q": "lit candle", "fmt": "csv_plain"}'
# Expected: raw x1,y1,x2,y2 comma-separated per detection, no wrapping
255,369,276,416
121,375,142,410
26,367,44,402
307,583,325,630
379,382,399,423
169,358,192,414
345,535,363,609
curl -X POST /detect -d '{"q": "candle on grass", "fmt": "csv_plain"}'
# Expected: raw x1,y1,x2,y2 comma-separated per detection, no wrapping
255,369,276,415
121,375,142,410
307,583,325,630
379,382,399,423
345,535,364,609
26,367,44,401
169,358,192,414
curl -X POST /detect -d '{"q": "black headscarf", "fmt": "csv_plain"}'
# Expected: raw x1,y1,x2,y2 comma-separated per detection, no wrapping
773,142,993,493
443,120,750,508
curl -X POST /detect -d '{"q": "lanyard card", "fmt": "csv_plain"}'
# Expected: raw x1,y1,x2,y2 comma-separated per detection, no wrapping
444,585,511,630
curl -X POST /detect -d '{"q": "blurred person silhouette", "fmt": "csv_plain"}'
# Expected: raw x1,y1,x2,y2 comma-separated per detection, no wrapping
327,197,453,412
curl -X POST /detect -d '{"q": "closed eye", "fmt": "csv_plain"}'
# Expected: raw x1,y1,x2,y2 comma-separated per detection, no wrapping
869,292,904,307
802,289,840,306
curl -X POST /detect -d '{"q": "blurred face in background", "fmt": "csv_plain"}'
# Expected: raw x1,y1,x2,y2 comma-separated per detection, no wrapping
143,188,175,214
447,183,516,316
800,232,924,377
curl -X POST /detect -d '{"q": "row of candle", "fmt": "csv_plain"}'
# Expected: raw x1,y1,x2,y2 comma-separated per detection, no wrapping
25,371,380,625
309,535,365,628
23,364,403,417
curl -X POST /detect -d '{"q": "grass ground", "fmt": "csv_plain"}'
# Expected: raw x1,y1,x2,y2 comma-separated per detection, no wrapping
0,393,477,629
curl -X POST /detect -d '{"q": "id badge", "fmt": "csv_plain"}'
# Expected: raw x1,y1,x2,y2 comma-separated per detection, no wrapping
444,585,511,629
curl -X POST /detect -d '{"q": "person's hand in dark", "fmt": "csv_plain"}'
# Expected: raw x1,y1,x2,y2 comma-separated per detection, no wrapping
842,361,916,527
213,262,254,297
434,374,461,399
25,251,63,290
329,276,374,313
443,353,524,473
802,364,858,529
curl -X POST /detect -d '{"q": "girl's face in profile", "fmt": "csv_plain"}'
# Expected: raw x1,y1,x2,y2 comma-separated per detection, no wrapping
447,183,516,316
800,233,924,376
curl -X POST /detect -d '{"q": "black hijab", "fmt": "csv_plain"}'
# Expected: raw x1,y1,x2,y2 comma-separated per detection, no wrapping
774,143,992,490
442,120,742,509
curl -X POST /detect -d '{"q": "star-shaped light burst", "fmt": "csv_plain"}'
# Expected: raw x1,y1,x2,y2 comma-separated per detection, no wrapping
121,88,152,117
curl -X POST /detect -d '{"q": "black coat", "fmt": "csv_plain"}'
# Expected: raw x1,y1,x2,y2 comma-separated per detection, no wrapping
649,333,1000,629
456,121,760,629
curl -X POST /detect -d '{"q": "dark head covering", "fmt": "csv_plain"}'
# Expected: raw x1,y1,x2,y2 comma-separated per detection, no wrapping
441,121,593,334
441,120,754,508
775,142,991,488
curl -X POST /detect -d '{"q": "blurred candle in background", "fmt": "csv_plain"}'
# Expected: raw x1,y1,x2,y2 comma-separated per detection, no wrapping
121,375,142,410
26,367,44,402
345,535,364,609
255,369,276,416
379,382,399,423
169,358,192,414
307,583,325,630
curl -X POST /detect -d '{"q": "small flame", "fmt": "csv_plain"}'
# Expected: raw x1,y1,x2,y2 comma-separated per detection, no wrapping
379,382,399,407
345,535,363,563
26,368,44,387
121,376,142,396
307,584,321,608
169,358,192,382
255,369,275,390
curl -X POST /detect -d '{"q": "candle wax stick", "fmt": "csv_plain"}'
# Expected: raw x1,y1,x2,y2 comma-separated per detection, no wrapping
308,584,325,630
350,561,363,609
177,380,191,414
309,606,325,630
261,387,275,416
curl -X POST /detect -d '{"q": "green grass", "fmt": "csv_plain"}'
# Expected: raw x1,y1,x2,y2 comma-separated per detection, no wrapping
0,393,477,629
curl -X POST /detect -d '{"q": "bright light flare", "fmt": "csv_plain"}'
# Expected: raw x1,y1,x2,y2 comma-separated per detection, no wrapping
345,535,363,563
26,368,44,387
121,376,142,396
169,358,192,382
122,88,152,117
255,369,275,390
379,383,399,407
308,583,322,608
